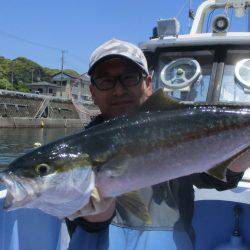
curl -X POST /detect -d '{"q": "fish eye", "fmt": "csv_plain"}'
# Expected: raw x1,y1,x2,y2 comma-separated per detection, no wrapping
36,163,51,176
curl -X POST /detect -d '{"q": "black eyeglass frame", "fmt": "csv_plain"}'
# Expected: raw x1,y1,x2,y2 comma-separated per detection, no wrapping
91,72,148,91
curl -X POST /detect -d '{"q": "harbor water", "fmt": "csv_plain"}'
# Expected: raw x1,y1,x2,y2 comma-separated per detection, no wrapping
0,127,81,165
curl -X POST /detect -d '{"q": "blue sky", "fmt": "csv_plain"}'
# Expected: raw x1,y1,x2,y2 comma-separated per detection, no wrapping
0,0,204,73
1,0,246,74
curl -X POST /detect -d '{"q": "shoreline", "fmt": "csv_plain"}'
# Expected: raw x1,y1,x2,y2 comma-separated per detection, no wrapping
0,117,83,128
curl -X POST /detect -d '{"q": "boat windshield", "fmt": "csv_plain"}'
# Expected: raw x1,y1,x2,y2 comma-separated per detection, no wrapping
220,50,250,104
155,50,214,102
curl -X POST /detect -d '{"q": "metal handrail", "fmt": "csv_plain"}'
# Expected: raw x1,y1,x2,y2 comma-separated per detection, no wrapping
34,98,50,118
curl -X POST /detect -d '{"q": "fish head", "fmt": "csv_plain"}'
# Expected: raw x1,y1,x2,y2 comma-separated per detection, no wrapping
0,139,95,216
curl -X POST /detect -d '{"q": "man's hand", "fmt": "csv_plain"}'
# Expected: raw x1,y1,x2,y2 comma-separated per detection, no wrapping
67,187,116,222
228,148,250,173
83,198,116,222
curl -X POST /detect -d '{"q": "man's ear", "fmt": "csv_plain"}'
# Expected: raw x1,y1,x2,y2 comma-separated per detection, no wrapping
89,84,97,105
145,75,153,97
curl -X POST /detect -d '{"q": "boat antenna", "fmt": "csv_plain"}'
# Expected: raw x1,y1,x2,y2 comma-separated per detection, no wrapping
188,0,195,32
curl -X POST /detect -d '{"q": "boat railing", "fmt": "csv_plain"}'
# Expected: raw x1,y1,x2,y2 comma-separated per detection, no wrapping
191,0,250,34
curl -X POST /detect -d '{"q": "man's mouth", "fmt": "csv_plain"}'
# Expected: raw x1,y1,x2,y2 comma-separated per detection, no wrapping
110,100,133,107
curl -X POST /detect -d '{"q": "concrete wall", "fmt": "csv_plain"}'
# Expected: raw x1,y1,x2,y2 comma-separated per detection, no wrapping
0,91,95,127
0,117,83,128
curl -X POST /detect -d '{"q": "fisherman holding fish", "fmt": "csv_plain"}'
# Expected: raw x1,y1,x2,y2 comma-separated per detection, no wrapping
1,38,250,250
65,39,249,250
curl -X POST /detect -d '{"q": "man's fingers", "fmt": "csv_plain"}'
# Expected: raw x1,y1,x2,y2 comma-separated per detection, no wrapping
67,188,116,221
84,198,116,223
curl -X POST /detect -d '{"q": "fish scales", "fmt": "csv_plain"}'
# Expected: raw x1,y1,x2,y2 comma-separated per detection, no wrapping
1,105,250,220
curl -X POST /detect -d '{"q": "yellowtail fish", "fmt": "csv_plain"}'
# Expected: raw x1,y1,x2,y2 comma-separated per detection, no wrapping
0,90,249,223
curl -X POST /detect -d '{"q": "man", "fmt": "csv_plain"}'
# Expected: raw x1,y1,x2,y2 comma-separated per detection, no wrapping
67,39,248,250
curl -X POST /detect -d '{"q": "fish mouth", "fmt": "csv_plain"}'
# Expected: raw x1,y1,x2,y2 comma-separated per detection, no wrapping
0,172,31,210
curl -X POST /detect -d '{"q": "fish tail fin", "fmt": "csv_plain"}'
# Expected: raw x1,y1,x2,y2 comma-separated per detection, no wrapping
116,191,152,225
207,162,228,181
208,146,250,180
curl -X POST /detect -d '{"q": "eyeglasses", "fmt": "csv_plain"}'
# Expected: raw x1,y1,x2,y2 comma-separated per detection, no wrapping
91,72,147,91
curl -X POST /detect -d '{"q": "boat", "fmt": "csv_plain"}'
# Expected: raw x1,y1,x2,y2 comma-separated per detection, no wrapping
139,0,250,248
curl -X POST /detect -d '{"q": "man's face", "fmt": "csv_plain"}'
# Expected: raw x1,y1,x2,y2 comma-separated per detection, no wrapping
89,58,152,118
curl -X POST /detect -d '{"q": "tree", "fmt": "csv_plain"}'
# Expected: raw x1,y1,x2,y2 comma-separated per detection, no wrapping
15,81,31,93
0,78,14,90
0,55,80,93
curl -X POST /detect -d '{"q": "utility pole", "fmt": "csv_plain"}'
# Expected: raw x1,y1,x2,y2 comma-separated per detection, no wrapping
11,71,14,86
37,69,41,81
31,69,35,83
60,50,65,97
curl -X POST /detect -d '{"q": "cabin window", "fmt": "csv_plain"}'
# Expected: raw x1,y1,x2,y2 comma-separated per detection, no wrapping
220,50,250,103
156,50,214,102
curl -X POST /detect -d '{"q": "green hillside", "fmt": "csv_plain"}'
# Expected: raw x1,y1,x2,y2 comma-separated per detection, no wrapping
0,56,80,92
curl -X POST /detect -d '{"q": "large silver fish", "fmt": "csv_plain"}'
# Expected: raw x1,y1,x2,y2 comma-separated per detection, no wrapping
0,90,250,222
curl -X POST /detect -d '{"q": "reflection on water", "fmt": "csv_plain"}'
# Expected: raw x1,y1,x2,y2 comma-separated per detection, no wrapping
0,128,81,165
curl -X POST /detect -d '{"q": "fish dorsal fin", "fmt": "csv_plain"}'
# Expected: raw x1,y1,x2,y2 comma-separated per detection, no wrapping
116,191,152,224
140,89,187,112
208,146,250,180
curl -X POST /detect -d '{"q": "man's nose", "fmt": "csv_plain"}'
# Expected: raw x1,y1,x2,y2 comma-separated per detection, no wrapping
112,80,127,96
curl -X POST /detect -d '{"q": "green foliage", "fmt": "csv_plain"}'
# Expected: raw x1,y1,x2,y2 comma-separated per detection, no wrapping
64,69,80,76
43,68,80,78
0,78,14,90
43,67,61,77
0,56,80,93
12,57,46,84
15,81,31,93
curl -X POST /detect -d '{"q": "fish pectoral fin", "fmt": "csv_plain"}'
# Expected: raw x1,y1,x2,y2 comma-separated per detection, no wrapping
207,146,250,180
116,191,152,225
